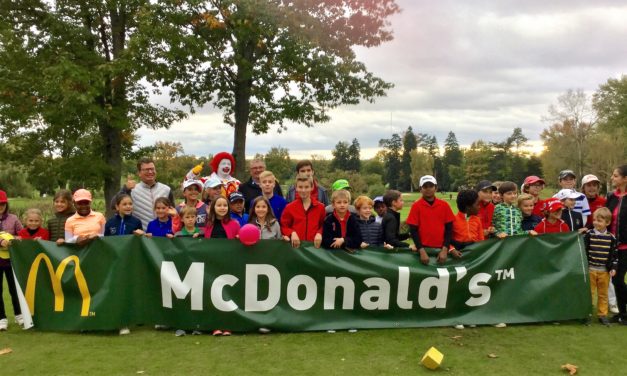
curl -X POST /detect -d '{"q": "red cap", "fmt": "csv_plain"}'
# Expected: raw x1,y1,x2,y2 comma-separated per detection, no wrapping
543,198,564,212
0,190,7,203
523,176,545,186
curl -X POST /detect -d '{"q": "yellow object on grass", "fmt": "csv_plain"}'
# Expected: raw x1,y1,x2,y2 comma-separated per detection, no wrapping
421,346,444,370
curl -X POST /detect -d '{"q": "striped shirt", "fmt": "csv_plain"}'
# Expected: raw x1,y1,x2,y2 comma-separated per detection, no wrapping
573,193,591,224
129,182,172,230
584,229,617,271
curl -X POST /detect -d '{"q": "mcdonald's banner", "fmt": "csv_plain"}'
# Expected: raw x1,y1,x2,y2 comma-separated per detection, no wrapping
9,233,591,332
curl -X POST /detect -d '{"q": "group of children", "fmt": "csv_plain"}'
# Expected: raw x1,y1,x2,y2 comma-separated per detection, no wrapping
1,163,626,333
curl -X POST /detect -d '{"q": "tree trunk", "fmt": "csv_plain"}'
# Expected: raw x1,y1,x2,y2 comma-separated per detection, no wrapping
100,123,122,217
232,41,255,180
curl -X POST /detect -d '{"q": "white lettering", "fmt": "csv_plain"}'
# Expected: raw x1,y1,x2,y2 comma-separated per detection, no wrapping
287,275,317,310
160,261,204,310
323,277,355,310
396,267,413,309
245,264,281,312
360,277,390,310
210,275,239,312
465,273,492,307
418,268,450,309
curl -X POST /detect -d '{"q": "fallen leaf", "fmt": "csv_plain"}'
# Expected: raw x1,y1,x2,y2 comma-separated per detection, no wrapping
0,348,12,356
561,364,578,375
487,353,498,358
449,335,463,340
136,371,145,374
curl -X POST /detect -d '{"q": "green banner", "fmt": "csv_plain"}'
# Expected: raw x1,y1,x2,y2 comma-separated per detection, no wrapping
9,233,591,332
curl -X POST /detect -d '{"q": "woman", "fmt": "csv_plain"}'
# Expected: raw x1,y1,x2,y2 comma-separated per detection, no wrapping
606,164,627,324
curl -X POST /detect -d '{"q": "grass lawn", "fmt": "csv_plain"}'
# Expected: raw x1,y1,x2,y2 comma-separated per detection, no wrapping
1,191,624,374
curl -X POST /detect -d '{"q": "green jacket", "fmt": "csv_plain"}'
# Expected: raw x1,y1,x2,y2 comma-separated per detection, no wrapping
492,203,525,236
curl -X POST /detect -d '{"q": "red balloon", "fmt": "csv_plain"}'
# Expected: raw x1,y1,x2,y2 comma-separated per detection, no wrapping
239,224,261,246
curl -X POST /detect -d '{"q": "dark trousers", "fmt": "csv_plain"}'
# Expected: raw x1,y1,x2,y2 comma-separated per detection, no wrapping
612,251,627,317
0,263,22,320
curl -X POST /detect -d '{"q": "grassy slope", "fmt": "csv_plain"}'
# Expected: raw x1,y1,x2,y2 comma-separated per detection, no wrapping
1,192,624,375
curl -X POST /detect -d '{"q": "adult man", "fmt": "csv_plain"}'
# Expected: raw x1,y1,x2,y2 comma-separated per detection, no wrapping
239,159,283,212
286,160,329,206
122,157,174,229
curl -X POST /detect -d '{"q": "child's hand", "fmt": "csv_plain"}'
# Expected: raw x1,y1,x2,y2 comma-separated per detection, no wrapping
313,233,322,248
330,238,344,248
577,228,588,234
419,248,429,265
0,239,9,248
437,247,448,264
282,235,290,242
167,207,178,216
192,233,200,238
166,234,174,239
610,269,617,277
290,232,300,248
383,243,394,250
488,226,496,234
360,242,368,249
56,238,65,246
145,233,153,238
496,232,507,239
133,229,145,236
409,244,418,252
529,230,538,236
449,249,462,259
34,236,42,240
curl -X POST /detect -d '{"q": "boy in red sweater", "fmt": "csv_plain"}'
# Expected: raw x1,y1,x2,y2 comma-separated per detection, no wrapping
407,175,455,265
534,198,570,234
475,180,496,238
281,174,325,248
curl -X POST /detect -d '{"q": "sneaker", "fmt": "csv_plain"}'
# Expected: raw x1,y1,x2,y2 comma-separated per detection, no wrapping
222,330,231,336
469,325,477,328
454,324,465,330
119,327,130,335
598,317,611,326
348,329,358,333
610,315,623,324
327,329,336,333
192,330,202,335
493,323,507,328
0,318,7,331
154,324,169,330
175,329,186,337
609,305,619,314
15,314,24,326
258,328,271,334
212,329,223,336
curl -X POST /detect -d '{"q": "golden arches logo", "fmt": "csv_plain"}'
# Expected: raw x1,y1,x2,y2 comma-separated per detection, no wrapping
25,254,91,317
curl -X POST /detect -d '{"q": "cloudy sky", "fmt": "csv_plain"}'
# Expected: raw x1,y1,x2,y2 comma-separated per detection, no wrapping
136,0,627,159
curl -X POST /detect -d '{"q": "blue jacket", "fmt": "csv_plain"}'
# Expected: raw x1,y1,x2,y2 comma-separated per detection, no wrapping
146,217,173,237
105,214,143,236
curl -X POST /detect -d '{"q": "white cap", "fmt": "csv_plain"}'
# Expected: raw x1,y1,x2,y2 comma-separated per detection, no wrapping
183,179,203,191
553,189,580,201
419,175,437,187
581,174,600,186
204,176,222,189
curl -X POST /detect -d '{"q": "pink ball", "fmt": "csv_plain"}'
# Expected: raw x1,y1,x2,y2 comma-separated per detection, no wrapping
239,224,261,246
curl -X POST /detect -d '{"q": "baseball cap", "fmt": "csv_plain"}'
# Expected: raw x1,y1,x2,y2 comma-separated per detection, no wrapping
204,176,222,189
331,179,351,191
229,192,245,203
553,189,580,201
523,176,545,186
419,175,437,187
558,170,576,180
373,196,384,203
183,179,203,191
0,190,7,203
544,198,564,212
73,189,92,202
475,180,497,191
581,174,600,186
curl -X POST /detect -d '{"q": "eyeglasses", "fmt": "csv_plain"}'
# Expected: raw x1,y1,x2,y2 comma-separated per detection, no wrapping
141,168,156,172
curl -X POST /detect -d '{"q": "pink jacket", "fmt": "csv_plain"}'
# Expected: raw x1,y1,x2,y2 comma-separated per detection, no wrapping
204,219,240,239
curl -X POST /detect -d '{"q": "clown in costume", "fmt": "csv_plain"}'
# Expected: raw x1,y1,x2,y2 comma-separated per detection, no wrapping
185,152,240,198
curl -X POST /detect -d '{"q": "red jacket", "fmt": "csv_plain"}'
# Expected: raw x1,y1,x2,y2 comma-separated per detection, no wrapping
280,198,325,241
534,218,570,234
17,227,50,240
586,195,607,227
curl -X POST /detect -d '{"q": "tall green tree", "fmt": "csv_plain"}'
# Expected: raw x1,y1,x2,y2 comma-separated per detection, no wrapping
593,75,627,133
0,0,185,210
143,0,399,178
346,138,361,172
330,141,351,171
379,133,402,189
442,131,463,190
264,146,292,182
399,126,417,191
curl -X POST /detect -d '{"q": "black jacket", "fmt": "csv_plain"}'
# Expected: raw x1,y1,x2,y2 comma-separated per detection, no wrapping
521,214,542,232
561,209,584,232
355,216,384,246
322,212,362,249
381,210,409,247
606,192,627,244
239,177,283,212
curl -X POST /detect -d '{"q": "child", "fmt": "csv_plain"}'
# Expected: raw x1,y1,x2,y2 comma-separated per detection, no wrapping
558,169,591,224
259,170,287,222
0,190,23,330
229,192,249,227
521,176,546,217
65,189,106,245
203,176,223,206
172,180,208,233
450,189,484,251
204,196,240,239
406,176,455,265
17,208,50,240
322,190,362,251
381,190,410,248
584,207,618,326
492,181,536,238
354,195,390,249
581,174,606,228
491,181,503,204
280,173,325,248
105,194,144,236
554,189,586,233
475,180,496,238
175,206,204,238
249,196,283,240
146,197,175,238
373,196,386,224
47,189,75,245
534,198,570,234
518,194,542,231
